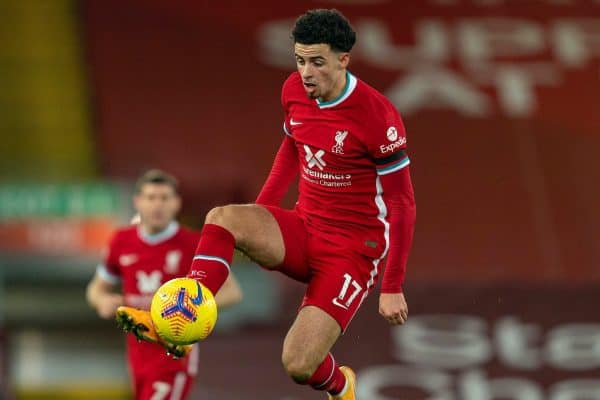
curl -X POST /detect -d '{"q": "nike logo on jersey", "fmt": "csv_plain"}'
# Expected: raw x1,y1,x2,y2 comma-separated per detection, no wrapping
290,119,303,126
119,254,138,266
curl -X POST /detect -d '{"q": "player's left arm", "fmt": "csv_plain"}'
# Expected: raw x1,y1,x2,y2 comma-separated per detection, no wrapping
367,103,416,325
86,273,124,320
86,233,124,319
378,166,416,325
255,135,298,206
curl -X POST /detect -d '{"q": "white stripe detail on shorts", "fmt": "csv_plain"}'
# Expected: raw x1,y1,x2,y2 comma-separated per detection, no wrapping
315,353,336,389
369,175,391,286
283,122,292,137
362,176,391,297
344,176,390,331
192,255,231,272
169,372,187,400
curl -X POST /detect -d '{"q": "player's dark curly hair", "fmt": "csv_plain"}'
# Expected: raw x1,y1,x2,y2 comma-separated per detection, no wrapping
291,9,356,53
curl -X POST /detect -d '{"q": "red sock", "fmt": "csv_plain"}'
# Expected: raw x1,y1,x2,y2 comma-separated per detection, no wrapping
307,353,346,395
187,224,234,295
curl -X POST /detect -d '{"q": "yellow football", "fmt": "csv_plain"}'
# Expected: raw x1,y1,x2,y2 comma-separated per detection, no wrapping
150,278,217,345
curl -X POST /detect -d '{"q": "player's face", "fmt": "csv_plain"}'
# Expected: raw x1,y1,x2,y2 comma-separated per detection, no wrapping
294,43,350,102
133,183,181,233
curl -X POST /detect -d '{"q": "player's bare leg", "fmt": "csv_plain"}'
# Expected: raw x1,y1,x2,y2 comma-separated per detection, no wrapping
203,204,286,267
189,205,358,397
115,306,192,359
187,203,285,293
282,306,340,380
282,306,356,399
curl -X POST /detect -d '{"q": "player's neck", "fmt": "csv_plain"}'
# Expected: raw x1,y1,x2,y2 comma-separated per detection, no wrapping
140,221,175,235
321,71,347,103
137,221,179,245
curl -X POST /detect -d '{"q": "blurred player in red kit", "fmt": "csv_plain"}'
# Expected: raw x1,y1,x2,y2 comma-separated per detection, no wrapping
120,8,415,400
86,169,242,400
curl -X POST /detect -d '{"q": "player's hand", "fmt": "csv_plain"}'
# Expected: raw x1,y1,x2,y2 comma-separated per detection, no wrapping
96,293,124,319
379,292,408,325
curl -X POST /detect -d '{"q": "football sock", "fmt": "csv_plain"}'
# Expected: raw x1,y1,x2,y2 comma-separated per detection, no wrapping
307,353,346,395
187,224,234,294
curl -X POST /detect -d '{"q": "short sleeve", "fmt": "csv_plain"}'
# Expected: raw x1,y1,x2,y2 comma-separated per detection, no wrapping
96,233,121,284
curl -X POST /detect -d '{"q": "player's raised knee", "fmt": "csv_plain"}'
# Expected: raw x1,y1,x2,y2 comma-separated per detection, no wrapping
204,204,258,244
204,206,230,225
204,205,241,234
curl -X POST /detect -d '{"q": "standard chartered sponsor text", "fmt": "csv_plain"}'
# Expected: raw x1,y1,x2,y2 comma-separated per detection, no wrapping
302,166,352,187
302,174,352,187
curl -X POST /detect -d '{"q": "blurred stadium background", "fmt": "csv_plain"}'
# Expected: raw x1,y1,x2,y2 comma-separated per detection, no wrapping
1,0,599,399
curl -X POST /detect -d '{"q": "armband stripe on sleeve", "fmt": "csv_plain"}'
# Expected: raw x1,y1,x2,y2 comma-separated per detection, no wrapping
376,156,410,175
374,149,407,165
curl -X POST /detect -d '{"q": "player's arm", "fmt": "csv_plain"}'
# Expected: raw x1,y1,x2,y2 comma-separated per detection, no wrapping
255,131,298,206
378,164,416,325
86,273,123,320
214,272,243,308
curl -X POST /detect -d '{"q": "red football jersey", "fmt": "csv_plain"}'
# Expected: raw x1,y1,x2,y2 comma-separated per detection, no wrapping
97,222,200,377
281,71,410,258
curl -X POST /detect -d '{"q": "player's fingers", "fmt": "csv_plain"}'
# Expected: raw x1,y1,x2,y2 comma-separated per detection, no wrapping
385,312,404,325
397,311,409,324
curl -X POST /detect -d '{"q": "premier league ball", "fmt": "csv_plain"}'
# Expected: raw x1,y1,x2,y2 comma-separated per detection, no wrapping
150,278,217,345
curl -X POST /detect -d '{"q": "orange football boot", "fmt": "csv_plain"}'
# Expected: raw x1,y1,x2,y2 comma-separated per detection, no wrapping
115,306,192,359
327,366,356,400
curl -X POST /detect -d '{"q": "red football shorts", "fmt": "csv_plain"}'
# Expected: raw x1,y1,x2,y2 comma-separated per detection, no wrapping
129,340,198,400
261,205,384,331
133,369,194,400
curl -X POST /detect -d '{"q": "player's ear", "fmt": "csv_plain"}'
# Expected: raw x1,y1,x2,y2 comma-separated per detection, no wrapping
338,52,350,69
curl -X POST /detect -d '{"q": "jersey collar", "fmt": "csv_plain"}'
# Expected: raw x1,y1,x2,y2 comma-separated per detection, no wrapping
316,71,357,109
138,221,179,245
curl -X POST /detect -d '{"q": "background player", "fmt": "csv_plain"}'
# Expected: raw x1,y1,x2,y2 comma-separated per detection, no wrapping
86,169,242,400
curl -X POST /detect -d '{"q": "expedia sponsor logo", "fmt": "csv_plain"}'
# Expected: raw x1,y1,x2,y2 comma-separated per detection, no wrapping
387,126,398,141
380,137,406,154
